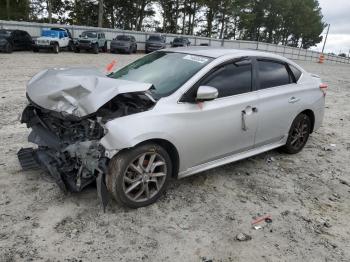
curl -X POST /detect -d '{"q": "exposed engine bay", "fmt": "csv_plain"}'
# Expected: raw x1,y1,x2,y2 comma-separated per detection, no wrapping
18,79,155,209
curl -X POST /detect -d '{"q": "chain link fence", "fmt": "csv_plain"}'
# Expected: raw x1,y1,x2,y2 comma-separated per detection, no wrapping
1,20,349,64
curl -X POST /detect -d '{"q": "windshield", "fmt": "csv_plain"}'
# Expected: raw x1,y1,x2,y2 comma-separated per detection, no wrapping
116,35,130,41
82,31,97,38
148,35,162,41
41,30,59,38
110,51,213,99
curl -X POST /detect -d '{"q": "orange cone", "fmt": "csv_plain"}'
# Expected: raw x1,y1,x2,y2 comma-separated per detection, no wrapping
318,54,325,64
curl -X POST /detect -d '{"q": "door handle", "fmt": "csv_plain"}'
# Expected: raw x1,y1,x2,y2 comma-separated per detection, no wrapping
241,106,258,131
288,97,300,103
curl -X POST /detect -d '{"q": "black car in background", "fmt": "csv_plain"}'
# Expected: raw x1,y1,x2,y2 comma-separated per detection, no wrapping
171,37,191,47
110,35,137,54
0,29,33,53
145,34,166,53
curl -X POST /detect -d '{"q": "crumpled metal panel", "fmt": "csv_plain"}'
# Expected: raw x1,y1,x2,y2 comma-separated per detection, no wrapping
27,67,152,117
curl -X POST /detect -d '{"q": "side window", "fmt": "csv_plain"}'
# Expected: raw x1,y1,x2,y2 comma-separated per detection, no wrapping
12,31,19,39
289,64,302,82
258,60,292,89
200,62,252,98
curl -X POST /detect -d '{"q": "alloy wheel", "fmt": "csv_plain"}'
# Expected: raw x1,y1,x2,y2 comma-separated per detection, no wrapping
122,152,167,202
290,117,309,150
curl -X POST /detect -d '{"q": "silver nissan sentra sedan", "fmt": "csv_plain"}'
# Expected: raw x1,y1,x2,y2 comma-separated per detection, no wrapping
18,47,326,208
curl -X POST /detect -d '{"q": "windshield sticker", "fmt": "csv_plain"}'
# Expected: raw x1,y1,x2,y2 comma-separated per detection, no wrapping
183,55,208,64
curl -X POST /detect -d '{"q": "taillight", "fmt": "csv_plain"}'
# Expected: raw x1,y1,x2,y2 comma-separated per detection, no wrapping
320,83,328,96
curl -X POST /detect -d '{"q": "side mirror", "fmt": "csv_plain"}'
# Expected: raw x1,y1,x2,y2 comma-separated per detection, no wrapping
196,86,218,101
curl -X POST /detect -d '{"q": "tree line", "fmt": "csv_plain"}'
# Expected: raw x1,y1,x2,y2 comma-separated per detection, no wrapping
0,0,326,49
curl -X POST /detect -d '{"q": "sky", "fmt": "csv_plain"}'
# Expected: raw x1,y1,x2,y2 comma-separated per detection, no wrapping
312,0,350,54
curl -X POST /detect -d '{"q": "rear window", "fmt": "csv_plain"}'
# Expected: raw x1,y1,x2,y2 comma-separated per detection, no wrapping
258,60,292,89
289,65,302,81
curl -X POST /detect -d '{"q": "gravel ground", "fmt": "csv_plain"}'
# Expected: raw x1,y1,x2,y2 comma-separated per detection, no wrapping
0,51,349,262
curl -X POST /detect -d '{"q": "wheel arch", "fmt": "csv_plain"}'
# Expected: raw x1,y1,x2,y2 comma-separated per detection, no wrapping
300,109,315,133
135,139,180,179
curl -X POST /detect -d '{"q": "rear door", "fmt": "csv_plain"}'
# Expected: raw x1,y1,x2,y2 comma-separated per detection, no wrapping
254,59,303,147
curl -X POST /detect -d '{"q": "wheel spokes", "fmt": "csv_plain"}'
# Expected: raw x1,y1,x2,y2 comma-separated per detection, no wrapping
145,154,156,172
123,152,167,202
125,180,142,194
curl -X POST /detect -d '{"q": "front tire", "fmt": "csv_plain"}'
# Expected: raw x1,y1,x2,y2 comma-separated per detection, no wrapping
107,143,172,208
102,42,107,52
5,42,13,53
282,113,311,154
93,44,99,54
53,43,59,54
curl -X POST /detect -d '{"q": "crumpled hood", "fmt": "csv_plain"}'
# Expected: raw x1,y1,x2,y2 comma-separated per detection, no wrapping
27,67,152,117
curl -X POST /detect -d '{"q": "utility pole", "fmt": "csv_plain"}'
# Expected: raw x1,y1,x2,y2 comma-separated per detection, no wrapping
6,0,10,20
98,0,104,28
321,24,330,54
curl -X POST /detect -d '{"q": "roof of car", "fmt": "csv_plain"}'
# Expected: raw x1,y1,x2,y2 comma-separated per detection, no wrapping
163,46,290,60
82,30,102,33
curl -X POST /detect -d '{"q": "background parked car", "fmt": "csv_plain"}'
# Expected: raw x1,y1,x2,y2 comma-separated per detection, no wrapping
49,27,74,51
33,29,70,53
145,34,166,53
171,37,191,47
75,31,107,54
110,35,137,54
0,29,33,53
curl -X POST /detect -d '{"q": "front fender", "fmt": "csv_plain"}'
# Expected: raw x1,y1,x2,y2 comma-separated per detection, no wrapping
100,113,180,157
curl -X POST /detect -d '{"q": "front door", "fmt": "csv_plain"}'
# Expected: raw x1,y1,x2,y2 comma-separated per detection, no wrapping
179,59,259,170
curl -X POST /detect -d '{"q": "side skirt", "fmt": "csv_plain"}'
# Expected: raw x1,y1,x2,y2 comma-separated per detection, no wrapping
178,140,286,179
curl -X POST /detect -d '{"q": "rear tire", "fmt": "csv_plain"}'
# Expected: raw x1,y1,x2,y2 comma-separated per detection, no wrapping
106,143,172,208
282,113,311,154
68,41,74,51
74,47,80,53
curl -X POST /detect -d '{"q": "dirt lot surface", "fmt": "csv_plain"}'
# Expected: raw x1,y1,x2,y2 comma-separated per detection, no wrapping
0,52,349,262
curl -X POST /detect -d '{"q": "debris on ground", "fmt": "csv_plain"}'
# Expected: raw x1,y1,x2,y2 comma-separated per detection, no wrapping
236,233,252,241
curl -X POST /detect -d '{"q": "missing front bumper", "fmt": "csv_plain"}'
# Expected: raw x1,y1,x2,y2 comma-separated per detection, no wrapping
17,147,110,211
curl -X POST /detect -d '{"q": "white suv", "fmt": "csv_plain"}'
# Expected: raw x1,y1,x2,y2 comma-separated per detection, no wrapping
33,29,70,53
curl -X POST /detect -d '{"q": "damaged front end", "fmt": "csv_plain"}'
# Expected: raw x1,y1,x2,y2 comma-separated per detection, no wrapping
17,67,156,209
